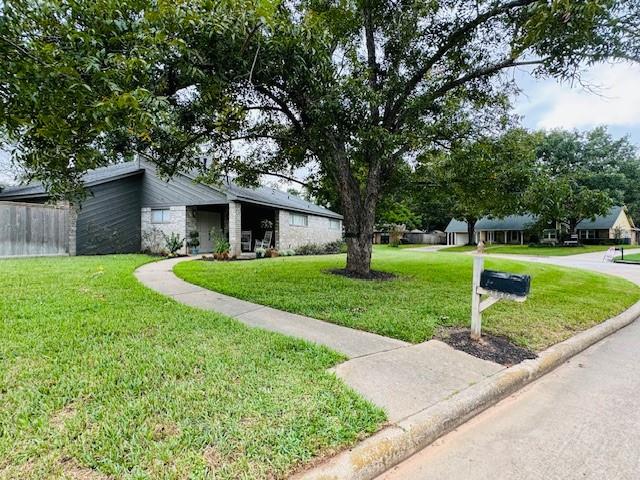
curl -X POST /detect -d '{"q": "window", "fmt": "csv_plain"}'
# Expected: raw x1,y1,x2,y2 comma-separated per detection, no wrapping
329,218,341,230
151,208,171,224
289,212,308,227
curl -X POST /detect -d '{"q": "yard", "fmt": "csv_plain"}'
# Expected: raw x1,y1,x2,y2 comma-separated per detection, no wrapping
175,247,640,350
617,252,640,264
440,244,616,256
0,256,383,479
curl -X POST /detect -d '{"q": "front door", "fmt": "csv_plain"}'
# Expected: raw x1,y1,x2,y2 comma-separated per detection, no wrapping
197,211,221,252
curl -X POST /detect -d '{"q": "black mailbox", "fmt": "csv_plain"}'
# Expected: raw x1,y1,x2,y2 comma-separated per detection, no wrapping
480,270,531,297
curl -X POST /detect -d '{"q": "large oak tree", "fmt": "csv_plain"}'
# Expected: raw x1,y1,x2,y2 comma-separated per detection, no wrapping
1,0,638,275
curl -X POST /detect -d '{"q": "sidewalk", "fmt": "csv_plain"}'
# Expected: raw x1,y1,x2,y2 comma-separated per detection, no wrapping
135,257,505,423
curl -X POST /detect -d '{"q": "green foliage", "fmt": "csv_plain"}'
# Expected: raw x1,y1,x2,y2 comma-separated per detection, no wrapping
187,230,200,248
211,229,231,254
2,0,638,271
162,232,184,255
421,128,538,239
523,128,635,230
0,255,383,478
295,240,345,256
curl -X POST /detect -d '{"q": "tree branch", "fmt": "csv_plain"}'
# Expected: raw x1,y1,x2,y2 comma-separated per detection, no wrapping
255,85,304,132
384,0,537,125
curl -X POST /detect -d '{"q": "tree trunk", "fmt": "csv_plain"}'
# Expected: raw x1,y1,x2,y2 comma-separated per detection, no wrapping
330,139,380,277
466,217,477,245
346,230,373,275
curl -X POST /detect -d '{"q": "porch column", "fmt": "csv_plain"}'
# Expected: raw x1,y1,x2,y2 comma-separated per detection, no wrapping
228,201,242,257
520,231,524,245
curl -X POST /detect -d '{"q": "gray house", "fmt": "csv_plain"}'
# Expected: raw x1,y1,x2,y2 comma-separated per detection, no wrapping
445,207,638,246
0,160,343,256
445,214,536,246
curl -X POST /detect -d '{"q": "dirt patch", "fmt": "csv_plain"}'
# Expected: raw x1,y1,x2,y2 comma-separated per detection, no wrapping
203,445,222,471
59,457,110,480
326,268,397,281
439,328,537,366
151,421,181,441
50,403,78,429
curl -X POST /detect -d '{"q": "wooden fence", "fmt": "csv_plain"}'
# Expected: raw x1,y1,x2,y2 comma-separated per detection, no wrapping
0,201,70,257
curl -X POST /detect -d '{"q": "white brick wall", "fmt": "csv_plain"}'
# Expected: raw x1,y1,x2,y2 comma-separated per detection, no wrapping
228,201,242,257
141,206,188,254
276,209,342,250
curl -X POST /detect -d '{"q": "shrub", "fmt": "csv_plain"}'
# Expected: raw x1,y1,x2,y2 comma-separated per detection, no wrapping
294,240,346,256
163,232,184,256
211,228,230,254
279,248,296,256
255,247,267,258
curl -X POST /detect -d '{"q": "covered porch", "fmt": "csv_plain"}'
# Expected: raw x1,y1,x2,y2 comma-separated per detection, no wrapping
188,201,277,255
477,229,526,245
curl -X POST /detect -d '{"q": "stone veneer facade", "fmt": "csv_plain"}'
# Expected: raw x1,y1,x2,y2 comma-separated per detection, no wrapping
142,203,343,256
141,206,189,255
275,209,342,250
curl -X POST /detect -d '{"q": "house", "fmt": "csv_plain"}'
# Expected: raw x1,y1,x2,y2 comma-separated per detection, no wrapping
0,159,343,256
445,214,535,246
576,205,639,244
445,207,638,246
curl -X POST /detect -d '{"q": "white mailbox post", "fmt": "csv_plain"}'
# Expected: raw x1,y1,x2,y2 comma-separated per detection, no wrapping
471,255,531,340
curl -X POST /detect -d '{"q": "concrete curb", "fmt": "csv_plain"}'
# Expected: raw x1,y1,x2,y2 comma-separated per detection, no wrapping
294,300,640,480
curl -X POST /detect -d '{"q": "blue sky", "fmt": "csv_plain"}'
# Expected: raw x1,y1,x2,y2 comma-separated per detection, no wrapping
512,62,640,145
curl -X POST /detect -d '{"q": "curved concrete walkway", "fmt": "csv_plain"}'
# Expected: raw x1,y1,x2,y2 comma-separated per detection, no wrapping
134,256,505,423
135,256,409,359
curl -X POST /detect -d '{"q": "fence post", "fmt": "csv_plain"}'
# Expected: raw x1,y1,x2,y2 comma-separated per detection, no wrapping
470,255,484,340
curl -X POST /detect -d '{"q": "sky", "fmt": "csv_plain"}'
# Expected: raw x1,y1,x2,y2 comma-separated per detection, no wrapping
2,61,640,187
512,61,640,145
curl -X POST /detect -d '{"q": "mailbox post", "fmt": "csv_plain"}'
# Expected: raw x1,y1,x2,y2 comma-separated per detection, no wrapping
470,255,531,340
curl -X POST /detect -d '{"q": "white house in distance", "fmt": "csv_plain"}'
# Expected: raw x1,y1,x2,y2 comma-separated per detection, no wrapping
445,207,638,246
445,214,535,246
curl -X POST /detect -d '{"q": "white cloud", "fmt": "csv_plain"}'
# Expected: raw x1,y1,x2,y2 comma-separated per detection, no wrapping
515,62,640,131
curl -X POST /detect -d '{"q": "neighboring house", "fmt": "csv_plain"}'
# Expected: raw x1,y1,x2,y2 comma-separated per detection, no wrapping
576,205,639,244
445,207,638,246
0,159,343,256
445,214,535,246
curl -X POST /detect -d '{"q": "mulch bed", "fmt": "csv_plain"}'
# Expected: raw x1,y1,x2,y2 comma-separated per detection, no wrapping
438,328,537,366
326,268,397,281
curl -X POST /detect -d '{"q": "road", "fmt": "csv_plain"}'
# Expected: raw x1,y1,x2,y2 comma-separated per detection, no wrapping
378,250,640,480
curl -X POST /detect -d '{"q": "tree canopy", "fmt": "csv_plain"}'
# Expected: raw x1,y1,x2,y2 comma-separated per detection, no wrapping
525,127,640,232
1,0,639,273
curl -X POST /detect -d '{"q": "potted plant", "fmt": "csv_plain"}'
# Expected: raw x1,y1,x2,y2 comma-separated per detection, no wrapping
187,230,200,255
260,219,274,230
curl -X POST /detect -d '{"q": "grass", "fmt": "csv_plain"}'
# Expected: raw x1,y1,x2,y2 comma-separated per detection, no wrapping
175,248,640,351
0,255,384,479
440,244,615,256
617,252,640,263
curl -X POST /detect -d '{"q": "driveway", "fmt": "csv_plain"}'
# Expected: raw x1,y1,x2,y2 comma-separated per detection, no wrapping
485,248,640,286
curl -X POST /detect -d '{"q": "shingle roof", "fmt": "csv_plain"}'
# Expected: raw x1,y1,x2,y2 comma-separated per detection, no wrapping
0,161,342,219
446,214,535,233
576,206,624,230
445,218,469,233
223,180,342,219
476,214,537,231
0,162,144,199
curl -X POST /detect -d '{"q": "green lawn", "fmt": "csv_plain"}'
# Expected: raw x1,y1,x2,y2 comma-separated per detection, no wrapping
175,248,640,350
0,255,383,479
440,244,614,256
617,252,640,263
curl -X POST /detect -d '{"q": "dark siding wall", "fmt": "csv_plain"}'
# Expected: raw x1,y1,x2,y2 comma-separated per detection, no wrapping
140,163,228,207
76,174,142,254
